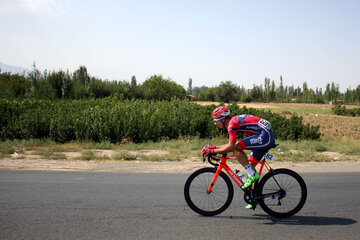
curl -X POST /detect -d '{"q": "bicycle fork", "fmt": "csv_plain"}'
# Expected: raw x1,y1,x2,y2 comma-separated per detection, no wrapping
207,165,223,194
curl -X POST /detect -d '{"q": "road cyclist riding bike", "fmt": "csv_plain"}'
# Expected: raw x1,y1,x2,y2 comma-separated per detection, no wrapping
184,106,307,218
202,106,276,209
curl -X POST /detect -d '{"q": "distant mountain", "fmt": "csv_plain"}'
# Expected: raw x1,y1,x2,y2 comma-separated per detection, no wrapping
0,62,30,75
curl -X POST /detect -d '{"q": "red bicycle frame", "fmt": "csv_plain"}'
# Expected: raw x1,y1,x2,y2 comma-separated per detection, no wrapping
207,155,271,194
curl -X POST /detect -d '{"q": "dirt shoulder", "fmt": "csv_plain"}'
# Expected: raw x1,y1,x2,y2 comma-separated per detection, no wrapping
1,158,359,173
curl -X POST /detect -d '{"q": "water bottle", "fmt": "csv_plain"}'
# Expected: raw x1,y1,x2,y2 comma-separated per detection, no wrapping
235,170,247,183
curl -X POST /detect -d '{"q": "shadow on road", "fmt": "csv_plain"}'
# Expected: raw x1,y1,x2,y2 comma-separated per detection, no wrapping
262,215,358,226
214,215,357,226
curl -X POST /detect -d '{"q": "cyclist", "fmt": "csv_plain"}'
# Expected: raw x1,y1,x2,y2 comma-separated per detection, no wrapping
202,106,275,209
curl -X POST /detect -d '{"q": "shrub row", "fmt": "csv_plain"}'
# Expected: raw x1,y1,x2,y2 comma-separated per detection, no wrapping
332,105,360,117
0,99,320,143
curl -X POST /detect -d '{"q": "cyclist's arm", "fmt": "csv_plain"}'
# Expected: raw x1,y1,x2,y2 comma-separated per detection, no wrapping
213,143,229,149
213,141,236,155
212,121,238,154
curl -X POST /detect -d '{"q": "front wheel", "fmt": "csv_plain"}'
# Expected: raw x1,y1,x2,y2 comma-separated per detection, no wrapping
184,167,233,216
257,168,307,218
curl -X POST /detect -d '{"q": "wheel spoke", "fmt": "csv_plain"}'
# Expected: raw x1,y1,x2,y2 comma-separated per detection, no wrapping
184,168,233,216
258,169,307,218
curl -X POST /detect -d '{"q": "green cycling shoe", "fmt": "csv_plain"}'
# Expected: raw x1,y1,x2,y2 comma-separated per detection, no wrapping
241,172,260,189
245,202,258,210
245,204,254,209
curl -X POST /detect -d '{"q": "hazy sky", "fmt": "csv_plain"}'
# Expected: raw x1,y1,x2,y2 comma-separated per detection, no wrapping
1,0,359,91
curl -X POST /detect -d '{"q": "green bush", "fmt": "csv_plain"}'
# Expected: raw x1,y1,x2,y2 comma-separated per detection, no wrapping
332,105,360,117
0,99,320,143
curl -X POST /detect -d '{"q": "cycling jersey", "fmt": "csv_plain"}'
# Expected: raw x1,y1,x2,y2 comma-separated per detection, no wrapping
228,114,271,142
227,114,275,160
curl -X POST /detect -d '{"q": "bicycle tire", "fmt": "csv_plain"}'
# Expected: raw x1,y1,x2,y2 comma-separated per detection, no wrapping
184,167,233,216
257,168,307,218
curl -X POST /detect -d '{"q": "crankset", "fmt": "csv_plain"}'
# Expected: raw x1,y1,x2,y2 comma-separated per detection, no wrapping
243,192,252,204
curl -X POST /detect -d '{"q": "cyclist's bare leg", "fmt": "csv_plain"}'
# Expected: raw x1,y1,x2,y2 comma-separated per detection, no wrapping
233,148,248,167
250,162,257,169
233,146,257,170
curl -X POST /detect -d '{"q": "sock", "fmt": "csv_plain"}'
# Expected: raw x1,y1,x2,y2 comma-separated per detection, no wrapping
244,164,255,177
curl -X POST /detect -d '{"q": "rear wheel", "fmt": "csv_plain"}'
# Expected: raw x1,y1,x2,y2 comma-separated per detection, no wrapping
257,168,307,218
184,167,233,216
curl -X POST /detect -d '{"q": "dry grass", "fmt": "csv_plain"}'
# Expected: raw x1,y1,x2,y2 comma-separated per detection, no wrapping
302,114,360,140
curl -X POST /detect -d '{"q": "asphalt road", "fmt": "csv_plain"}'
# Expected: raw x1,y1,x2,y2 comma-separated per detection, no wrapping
0,170,359,240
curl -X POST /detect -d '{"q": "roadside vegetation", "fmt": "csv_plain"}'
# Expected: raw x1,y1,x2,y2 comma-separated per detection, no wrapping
0,103,359,163
0,99,320,143
331,105,360,117
1,66,359,163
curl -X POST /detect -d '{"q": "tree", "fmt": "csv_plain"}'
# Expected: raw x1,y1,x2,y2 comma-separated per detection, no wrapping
205,88,216,101
34,77,56,99
28,62,41,94
331,82,339,104
73,66,90,91
325,83,331,103
249,84,263,102
356,85,360,102
142,75,185,101
271,80,276,102
47,70,68,98
129,76,142,99
131,76,137,88
279,75,285,102
215,81,238,103
88,78,113,98
62,70,72,98
302,82,308,103
187,78,193,95
0,73,30,99
264,77,271,102
296,86,302,102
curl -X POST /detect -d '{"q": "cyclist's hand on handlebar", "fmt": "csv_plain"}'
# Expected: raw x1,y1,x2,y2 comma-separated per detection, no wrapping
201,146,215,157
204,144,216,150
202,145,215,155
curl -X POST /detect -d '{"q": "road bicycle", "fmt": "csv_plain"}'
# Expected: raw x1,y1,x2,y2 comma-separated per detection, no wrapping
184,145,307,218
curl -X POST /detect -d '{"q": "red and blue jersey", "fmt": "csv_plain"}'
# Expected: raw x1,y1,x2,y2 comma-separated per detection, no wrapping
228,114,271,143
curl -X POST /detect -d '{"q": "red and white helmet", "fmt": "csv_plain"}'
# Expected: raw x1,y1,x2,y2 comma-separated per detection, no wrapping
212,106,230,120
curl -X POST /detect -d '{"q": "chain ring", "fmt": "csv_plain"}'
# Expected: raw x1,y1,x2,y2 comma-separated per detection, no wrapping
243,192,252,204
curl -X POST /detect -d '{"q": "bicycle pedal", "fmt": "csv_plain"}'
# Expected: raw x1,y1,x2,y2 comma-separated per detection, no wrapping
245,203,257,210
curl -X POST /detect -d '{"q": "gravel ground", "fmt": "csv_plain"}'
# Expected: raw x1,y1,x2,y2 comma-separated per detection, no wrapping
1,158,359,173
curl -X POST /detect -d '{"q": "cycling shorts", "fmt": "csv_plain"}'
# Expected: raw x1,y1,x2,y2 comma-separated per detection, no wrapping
236,129,275,160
